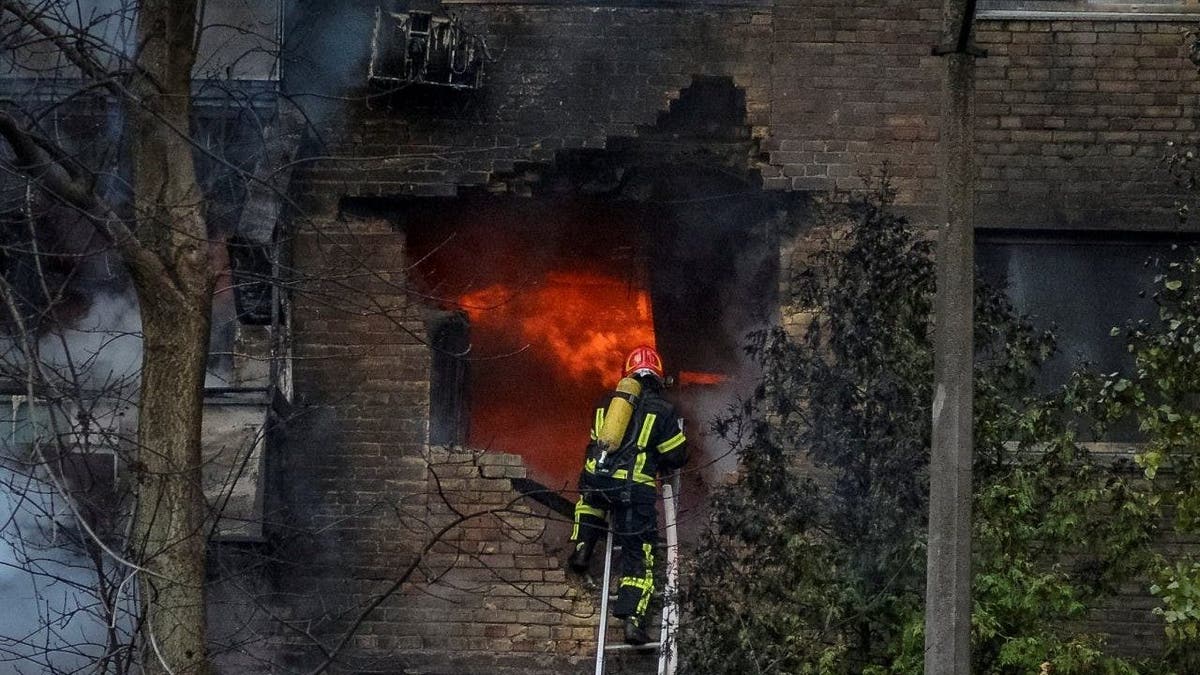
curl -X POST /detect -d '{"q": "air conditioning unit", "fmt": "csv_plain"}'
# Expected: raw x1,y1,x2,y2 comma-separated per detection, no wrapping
368,2,487,91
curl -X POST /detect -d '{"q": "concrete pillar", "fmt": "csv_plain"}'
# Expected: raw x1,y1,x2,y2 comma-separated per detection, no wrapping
925,1,979,673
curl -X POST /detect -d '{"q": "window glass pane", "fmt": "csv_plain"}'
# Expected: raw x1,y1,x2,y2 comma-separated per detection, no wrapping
0,397,50,451
977,234,1196,392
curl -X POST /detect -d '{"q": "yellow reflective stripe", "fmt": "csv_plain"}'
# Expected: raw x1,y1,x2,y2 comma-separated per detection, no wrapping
593,408,604,439
637,413,656,449
574,498,605,520
610,468,655,486
585,458,597,473
633,451,647,482
657,431,685,453
635,543,655,616
619,540,655,619
572,497,605,541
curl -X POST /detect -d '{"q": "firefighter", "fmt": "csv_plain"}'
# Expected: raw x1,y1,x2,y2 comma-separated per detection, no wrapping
567,345,688,646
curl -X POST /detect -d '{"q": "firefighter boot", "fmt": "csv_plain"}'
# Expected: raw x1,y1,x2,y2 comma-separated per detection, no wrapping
623,618,651,646
567,540,592,574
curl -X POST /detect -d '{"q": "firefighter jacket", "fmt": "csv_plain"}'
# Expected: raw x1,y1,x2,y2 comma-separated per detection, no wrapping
581,386,687,501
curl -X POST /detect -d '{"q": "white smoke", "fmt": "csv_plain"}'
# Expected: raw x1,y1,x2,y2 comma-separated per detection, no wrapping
0,0,136,78
35,292,143,395
679,370,757,486
0,291,141,670
0,462,135,672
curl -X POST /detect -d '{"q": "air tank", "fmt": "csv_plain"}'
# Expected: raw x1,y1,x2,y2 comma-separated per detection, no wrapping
596,376,642,448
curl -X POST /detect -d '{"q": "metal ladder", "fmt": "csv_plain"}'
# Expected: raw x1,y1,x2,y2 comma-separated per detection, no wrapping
593,474,680,675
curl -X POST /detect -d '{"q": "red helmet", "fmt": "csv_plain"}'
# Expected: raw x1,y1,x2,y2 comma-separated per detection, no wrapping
623,345,664,381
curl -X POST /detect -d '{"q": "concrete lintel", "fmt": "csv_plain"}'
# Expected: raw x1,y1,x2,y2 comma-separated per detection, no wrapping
443,0,769,7
979,9,1200,22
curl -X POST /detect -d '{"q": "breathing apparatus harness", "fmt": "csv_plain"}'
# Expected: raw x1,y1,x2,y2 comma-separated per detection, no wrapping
587,375,649,504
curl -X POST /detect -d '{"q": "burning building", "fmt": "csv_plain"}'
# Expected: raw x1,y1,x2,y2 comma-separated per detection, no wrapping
3,0,1200,672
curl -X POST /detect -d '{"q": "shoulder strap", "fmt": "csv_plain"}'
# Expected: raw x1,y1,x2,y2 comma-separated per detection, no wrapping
604,394,650,467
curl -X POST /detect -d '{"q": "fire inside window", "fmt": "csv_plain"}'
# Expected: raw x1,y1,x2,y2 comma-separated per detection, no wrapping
368,1,487,90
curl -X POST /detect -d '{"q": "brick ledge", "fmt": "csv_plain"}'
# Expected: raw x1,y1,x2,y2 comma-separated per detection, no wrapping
444,0,767,7
980,9,1200,21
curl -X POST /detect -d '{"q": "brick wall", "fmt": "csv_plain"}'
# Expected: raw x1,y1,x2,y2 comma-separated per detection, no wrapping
294,1,954,208
254,215,437,670
766,0,943,203
394,449,610,674
265,3,1200,672
974,16,1200,229
286,216,431,577
293,3,1200,224
295,2,775,200
237,215,620,673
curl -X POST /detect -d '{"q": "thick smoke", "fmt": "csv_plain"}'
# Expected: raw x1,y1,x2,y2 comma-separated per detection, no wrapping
0,293,141,668
674,227,775,489
284,1,375,134
0,0,135,77
653,173,782,490
35,292,143,394
0,457,135,671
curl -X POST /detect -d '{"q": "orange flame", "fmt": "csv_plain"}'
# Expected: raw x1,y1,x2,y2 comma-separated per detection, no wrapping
459,271,655,384
679,371,728,386
456,270,657,485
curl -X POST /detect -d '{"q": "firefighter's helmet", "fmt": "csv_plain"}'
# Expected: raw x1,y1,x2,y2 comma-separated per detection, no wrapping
623,345,664,381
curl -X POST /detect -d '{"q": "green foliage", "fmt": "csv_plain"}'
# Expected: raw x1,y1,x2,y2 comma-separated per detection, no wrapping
1080,256,1200,672
1151,560,1200,644
678,188,1152,674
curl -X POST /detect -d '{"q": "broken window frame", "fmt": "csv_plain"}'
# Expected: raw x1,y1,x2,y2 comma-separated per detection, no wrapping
368,2,488,91
0,394,124,543
428,311,471,447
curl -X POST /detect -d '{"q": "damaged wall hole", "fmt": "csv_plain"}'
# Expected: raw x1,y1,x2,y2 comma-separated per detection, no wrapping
345,77,798,519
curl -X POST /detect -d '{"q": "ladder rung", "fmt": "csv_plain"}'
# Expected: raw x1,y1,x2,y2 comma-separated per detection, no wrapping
608,592,664,600
604,642,661,652
612,542,672,550
595,476,682,672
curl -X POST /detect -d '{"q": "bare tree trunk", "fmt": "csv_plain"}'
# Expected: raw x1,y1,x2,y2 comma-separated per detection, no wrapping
132,305,211,674
126,1,213,673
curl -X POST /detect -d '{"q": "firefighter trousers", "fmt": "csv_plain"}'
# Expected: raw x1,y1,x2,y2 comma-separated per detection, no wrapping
571,481,658,629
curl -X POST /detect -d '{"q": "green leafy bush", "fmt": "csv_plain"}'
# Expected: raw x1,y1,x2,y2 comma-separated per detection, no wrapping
1081,255,1200,672
678,189,1153,674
